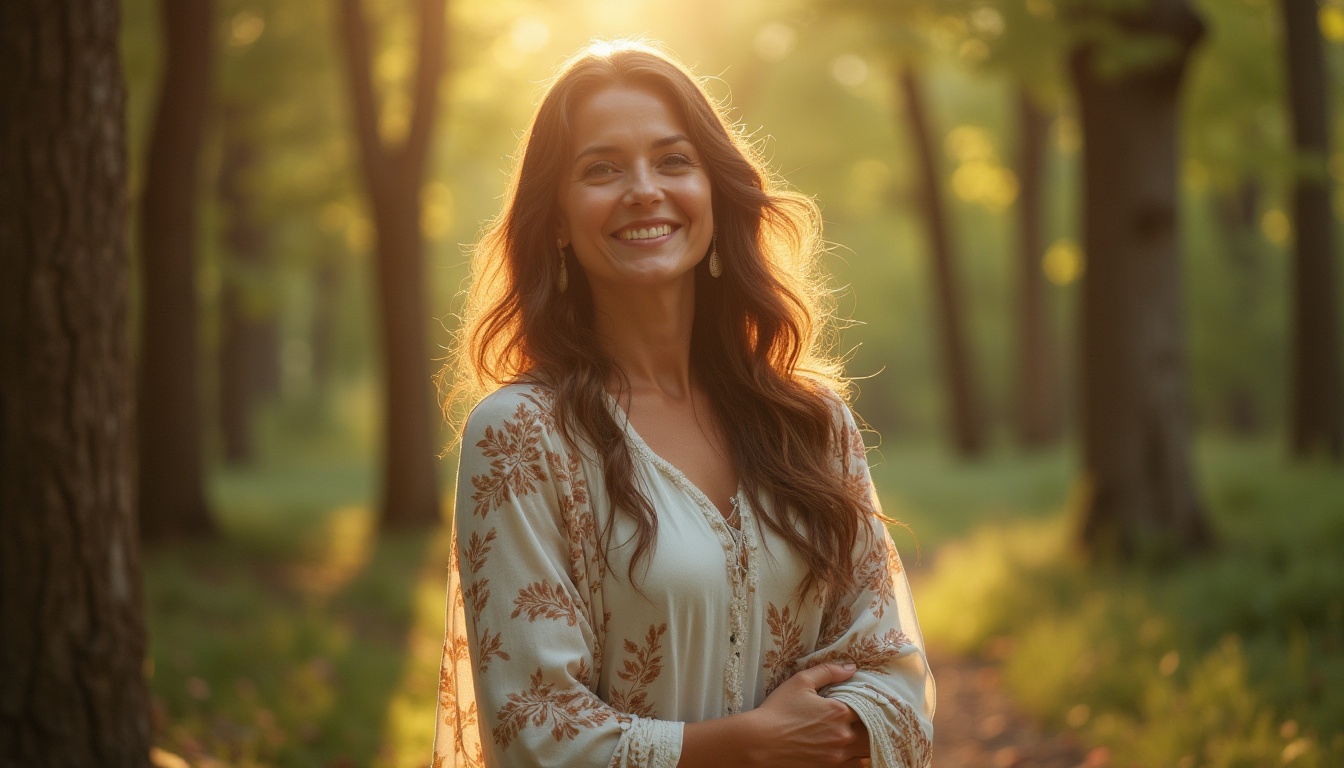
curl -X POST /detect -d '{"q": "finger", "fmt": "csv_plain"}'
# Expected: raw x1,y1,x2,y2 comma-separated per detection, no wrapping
792,661,858,690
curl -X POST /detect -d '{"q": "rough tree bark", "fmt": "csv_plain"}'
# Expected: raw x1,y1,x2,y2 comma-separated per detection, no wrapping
1012,88,1062,449
137,0,217,539
336,0,446,527
1069,0,1213,561
1282,0,1343,460
218,101,278,465
0,0,153,763
897,65,986,458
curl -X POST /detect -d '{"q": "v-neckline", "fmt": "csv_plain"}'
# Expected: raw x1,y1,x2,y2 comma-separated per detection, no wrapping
602,391,742,524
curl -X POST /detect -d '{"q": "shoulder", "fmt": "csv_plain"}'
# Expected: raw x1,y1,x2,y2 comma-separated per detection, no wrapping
463,382,558,437
807,381,862,436
811,383,868,468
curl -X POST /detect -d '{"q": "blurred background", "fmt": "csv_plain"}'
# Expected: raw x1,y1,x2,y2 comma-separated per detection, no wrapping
111,0,1344,765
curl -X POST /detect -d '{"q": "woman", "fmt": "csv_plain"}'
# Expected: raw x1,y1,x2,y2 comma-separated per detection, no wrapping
434,40,934,768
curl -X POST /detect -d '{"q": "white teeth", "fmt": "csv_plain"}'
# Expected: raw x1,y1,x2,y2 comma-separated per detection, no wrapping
620,224,672,240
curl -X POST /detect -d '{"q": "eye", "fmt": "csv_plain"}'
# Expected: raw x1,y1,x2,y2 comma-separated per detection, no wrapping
581,160,619,179
660,153,696,169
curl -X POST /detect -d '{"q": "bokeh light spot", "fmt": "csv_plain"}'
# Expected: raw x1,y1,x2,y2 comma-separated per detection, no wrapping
510,17,550,55
832,54,869,88
1320,4,1344,42
230,11,264,47
1043,239,1083,286
1261,208,1291,246
755,22,796,63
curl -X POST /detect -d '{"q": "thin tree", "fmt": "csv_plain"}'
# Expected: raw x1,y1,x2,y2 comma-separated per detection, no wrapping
0,0,154,762
1069,0,1213,560
217,101,278,465
897,65,987,458
336,0,446,527
1282,0,1343,460
137,0,217,539
1012,88,1062,448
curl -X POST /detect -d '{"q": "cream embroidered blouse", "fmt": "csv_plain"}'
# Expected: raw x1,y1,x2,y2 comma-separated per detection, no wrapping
432,384,935,768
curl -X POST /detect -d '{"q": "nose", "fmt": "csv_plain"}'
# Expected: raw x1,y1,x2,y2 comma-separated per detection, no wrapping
623,163,664,206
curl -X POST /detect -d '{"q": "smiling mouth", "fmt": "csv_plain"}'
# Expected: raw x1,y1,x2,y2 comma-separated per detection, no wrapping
616,223,675,241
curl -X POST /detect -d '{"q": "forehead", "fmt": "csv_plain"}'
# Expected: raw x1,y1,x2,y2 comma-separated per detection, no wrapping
567,84,689,151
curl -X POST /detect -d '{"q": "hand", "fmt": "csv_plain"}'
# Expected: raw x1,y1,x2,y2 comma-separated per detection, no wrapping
741,662,872,768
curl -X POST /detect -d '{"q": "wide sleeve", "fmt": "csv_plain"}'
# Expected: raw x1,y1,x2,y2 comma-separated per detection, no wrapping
800,400,935,768
432,388,683,768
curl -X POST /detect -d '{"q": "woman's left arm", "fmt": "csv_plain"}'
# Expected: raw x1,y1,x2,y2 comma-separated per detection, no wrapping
794,401,935,768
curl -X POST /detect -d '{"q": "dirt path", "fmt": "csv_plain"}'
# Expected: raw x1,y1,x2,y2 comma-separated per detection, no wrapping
928,647,1098,768
906,557,1098,768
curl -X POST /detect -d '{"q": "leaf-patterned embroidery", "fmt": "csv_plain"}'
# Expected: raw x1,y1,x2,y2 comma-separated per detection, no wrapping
857,534,900,618
494,668,614,749
462,529,497,574
764,604,807,695
462,579,490,625
547,446,610,670
817,604,855,649
609,623,667,718
871,685,934,768
511,581,582,626
811,628,912,672
476,628,510,673
521,387,557,430
573,657,594,688
471,402,547,517
840,420,866,469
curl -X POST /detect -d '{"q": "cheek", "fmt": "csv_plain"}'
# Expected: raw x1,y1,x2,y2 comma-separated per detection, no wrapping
565,190,617,232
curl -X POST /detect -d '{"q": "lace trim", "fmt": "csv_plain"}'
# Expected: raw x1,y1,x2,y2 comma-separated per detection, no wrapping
829,688,900,767
607,715,684,768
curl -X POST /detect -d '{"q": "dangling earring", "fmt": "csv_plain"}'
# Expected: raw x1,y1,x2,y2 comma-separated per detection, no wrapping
556,239,569,293
708,235,722,278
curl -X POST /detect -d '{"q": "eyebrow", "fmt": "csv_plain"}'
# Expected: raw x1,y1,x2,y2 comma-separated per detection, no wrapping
574,134,692,161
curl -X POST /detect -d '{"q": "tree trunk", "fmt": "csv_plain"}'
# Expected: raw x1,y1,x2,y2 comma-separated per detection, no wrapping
896,65,986,458
1070,0,1213,561
336,0,446,527
1012,88,1062,449
137,0,216,539
0,0,153,763
1211,181,1265,435
1282,0,1344,460
217,101,275,465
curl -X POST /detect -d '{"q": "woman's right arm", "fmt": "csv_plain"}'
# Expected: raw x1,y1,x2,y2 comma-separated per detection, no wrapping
434,388,684,768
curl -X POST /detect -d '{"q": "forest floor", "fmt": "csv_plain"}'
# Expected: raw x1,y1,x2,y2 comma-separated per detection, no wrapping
909,561,1098,768
927,647,1097,768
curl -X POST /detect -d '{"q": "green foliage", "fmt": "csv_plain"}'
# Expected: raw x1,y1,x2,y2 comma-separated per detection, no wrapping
147,469,450,766
917,440,1344,766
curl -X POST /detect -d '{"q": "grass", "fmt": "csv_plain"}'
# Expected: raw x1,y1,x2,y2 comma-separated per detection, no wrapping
144,433,1343,766
146,455,452,767
915,440,1344,767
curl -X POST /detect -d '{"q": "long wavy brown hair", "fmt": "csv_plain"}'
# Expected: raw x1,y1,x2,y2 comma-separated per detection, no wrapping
443,40,876,597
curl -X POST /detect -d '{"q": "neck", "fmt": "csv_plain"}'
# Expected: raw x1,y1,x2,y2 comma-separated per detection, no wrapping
589,279,696,398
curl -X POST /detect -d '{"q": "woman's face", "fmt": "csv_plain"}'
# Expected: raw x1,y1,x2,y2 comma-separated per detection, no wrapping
557,84,714,296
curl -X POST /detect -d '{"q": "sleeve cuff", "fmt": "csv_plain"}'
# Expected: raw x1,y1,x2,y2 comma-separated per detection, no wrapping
608,716,683,768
